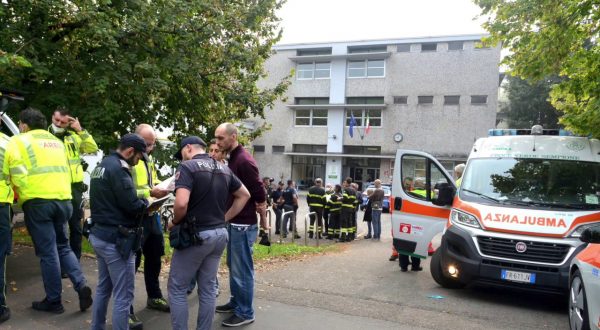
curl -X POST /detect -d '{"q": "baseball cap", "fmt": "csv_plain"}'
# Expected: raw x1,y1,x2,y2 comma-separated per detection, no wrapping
174,136,207,160
120,133,147,153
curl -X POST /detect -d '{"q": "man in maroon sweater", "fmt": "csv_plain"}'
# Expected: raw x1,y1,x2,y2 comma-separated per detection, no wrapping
214,123,267,327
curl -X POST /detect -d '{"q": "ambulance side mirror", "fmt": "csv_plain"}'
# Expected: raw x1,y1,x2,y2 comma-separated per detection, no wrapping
580,227,600,244
432,183,455,207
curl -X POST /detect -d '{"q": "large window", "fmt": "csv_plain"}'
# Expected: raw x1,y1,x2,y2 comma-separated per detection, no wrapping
345,109,382,127
348,59,385,78
297,62,330,80
295,109,328,126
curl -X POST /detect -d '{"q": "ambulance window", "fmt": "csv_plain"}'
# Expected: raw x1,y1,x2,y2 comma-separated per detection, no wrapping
401,155,428,200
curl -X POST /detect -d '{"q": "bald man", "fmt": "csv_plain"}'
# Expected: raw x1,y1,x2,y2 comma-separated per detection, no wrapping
129,124,170,326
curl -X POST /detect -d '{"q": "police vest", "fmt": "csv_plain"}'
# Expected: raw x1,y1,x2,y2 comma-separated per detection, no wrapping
58,130,98,183
132,154,160,198
0,133,27,204
11,130,71,204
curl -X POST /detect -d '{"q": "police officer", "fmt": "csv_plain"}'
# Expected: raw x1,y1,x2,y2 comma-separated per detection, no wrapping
10,108,93,313
339,178,356,242
49,107,98,262
0,117,26,323
167,136,250,330
132,124,170,315
307,178,326,239
88,133,151,330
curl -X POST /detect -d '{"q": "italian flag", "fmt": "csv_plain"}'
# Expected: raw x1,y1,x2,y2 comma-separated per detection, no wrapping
365,113,371,135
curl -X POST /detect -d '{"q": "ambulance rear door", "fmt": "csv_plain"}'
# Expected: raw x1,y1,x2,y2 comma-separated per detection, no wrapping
391,150,457,258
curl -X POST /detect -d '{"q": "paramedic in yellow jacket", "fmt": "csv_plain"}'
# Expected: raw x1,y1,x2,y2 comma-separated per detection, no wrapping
50,107,98,261
12,107,93,314
131,124,170,318
0,118,27,323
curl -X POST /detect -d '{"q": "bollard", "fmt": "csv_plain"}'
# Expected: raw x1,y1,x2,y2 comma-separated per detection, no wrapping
304,212,316,246
280,210,295,244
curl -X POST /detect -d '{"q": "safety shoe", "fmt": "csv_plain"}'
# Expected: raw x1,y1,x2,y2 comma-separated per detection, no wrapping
411,266,423,272
389,254,398,261
308,232,313,239
129,313,144,330
293,234,301,239
147,297,170,312
0,306,10,323
215,303,234,313
222,314,255,327
78,285,93,312
32,298,65,314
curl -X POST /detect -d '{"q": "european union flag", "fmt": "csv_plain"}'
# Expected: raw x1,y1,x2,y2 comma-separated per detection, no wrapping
349,114,356,138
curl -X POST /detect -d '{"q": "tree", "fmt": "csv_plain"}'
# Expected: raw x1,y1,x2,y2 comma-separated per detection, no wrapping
0,0,290,151
501,75,561,129
475,0,600,138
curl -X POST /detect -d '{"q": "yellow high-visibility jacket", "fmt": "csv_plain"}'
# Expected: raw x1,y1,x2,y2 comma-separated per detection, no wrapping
9,129,71,204
0,133,27,203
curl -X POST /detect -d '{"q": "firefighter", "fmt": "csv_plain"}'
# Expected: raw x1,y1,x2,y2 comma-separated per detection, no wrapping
49,107,98,262
306,178,326,239
339,178,356,242
323,184,333,238
327,185,342,240
351,182,362,240
11,108,93,314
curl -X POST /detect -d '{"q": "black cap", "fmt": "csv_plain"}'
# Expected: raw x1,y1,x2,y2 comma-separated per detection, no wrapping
174,136,207,160
120,133,147,153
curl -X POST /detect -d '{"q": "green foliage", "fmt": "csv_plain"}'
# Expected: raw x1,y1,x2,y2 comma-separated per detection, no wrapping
501,75,561,129
0,0,290,149
476,0,600,138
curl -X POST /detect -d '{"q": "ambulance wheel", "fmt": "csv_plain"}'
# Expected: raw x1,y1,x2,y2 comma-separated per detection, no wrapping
430,249,465,289
569,269,590,330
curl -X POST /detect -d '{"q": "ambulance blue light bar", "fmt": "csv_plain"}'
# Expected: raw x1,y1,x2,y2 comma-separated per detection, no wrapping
488,129,574,136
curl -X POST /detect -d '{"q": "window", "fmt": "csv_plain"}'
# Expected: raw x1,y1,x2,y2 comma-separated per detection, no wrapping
295,97,329,105
444,95,460,105
421,43,437,52
296,62,330,80
393,96,408,104
253,145,265,152
293,144,327,153
345,109,382,127
348,46,387,53
346,97,384,104
418,96,434,104
272,145,285,153
397,44,411,52
347,59,385,78
295,109,328,126
448,41,464,51
297,48,332,56
471,95,488,105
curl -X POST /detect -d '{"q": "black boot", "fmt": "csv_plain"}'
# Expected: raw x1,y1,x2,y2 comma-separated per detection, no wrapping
32,298,64,314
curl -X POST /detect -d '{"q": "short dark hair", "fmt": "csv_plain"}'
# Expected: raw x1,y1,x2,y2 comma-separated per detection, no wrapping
54,106,70,116
287,179,293,186
345,177,353,185
19,107,47,130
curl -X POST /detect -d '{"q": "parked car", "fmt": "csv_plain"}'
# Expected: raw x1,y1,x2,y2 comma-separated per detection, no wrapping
569,225,600,330
360,184,391,213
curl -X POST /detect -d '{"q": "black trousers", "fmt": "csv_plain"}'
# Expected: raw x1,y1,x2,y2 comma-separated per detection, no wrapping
328,212,340,236
68,183,85,260
135,216,165,299
323,208,329,234
340,208,353,237
399,254,421,270
308,206,323,233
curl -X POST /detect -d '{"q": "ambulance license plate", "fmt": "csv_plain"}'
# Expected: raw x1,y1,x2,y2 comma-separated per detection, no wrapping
501,270,536,284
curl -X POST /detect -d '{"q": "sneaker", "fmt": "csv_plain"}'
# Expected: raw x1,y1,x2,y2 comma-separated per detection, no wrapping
147,297,170,312
32,298,64,314
0,306,10,323
388,255,398,261
78,285,93,312
222,314,255,327
129,314,144,330
364,235,372,239
215,303,234,313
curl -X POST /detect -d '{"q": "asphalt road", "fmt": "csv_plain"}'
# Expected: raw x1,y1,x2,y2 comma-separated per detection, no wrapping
4,203,568,329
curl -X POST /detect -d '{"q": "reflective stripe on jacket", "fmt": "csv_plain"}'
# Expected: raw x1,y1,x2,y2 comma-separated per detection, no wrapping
0,133,27,203
10,130,71,204
132,155,160,198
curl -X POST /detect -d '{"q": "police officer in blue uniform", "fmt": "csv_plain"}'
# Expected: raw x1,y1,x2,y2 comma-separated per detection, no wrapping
88,134,151,330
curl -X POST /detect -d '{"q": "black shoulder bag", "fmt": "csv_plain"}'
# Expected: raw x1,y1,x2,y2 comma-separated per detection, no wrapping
169,158,217,250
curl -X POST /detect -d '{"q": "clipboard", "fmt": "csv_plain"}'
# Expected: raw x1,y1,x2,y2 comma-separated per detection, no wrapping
148,194,172,209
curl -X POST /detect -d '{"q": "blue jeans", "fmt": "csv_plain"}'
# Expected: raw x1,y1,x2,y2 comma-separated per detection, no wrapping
372,209,382,239
0,204,11,307
90,234,135,330
169,228,228,330
23,199,86,302
226,223,258,320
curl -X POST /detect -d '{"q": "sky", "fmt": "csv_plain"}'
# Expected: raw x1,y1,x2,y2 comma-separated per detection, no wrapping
276,0,489,45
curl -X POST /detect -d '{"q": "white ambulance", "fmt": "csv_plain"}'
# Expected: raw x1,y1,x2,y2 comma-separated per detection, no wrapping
390,126,600,293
